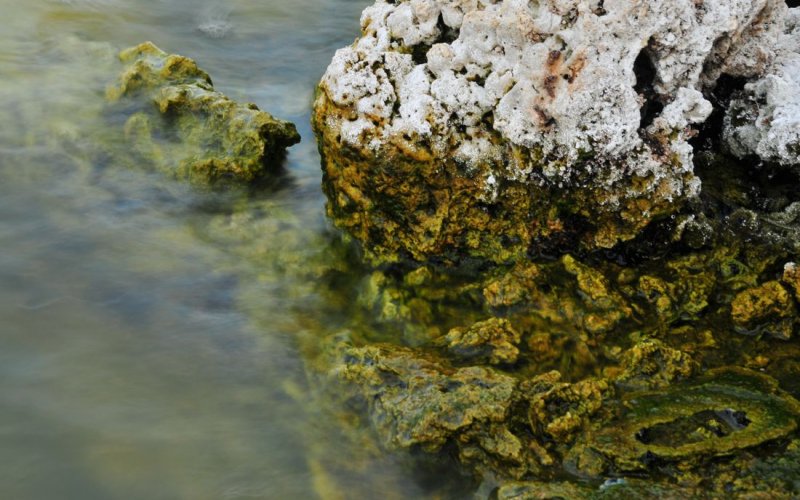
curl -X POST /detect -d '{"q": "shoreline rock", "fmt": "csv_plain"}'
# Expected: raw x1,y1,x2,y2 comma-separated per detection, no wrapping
313,0,791,264
109,42,300,185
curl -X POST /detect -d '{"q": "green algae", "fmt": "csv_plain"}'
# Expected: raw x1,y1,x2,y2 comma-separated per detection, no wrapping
587,368,800,472
204,151,800,497
275,185,800,495
108,42,300,186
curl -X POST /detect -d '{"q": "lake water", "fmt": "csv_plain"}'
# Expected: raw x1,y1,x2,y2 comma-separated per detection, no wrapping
0,1,456,498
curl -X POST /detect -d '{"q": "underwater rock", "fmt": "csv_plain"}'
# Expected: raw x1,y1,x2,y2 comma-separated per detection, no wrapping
586,368,800,472
716,440,800,498
496,478,698,500
524,371,613,444
108,42,300,185
442,318,522,365
313,0,789,264
323,338,623,479
615,339,698,391
724,8,800,169
328,341,539,478
482,263,542,309
731,281,796,339
561,255,631,334
495,480,593,500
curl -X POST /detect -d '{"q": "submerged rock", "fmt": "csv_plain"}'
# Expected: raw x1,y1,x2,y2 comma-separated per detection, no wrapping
586,368,800,472
615,339,698,391
327,341,539,478
731,280,796,339
108,42,300,185
524,371,613,444
313,0,790,264
442,317,522,365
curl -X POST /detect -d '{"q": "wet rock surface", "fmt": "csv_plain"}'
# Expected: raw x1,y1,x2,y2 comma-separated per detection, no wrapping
731,281,796,339
313,0,793,264
586,368,800,472
442,318,522,365
109,42,300,185
252,1,800,496
215,161,800,496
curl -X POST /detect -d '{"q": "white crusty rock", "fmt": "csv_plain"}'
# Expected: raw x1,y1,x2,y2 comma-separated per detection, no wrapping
724,8,800,168
314,0,789,263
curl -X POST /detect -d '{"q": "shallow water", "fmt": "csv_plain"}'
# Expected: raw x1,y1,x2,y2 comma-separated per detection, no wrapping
0,1,453,498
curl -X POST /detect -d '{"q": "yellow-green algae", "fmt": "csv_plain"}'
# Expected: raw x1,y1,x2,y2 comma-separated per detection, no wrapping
209,176,800,496
441,318,522,365
312,89,684,266
586,367,800,472
304,173,800,495
184,112,800,496
108,42,300,185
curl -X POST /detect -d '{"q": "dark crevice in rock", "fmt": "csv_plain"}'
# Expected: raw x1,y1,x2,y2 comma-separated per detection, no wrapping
691,74,749,153
633,46,663,130
787,0,799,8
435,13,460,45
411,44,431,65
594,0,608,16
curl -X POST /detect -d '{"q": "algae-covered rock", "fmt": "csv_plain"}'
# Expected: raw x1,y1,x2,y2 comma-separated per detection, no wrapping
716,440,800,498
109,42,299,185
442,318,521,365
586,368,800,472
313,0,790,264
496,478,699,500
731,281,796,339
524,371,613,444
561,255,631,334
327,341,538,477
496,481,593,500
482,263,542,309
615,339,698,391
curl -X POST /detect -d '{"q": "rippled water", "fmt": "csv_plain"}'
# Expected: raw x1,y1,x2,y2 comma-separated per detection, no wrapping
0,1,452,498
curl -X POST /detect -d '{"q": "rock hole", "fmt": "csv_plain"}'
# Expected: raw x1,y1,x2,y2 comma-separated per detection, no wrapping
689,73,749,153
787,0,799,7
411,44,431,65
633,46,663,130
435,13,459,44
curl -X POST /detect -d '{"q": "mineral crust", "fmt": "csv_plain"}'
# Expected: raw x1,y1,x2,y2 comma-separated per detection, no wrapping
724,8,800,169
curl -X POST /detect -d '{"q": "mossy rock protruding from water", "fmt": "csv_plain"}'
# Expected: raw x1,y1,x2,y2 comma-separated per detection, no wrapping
588,367,800,471
108,42,300,186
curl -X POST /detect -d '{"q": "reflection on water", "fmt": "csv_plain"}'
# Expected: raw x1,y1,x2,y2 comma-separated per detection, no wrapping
0,0,448,498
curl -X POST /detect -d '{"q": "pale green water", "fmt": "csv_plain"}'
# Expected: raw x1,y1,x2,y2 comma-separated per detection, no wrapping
0,1,451,498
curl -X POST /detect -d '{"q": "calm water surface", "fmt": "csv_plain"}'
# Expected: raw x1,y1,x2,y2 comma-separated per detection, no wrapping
0,1,446,498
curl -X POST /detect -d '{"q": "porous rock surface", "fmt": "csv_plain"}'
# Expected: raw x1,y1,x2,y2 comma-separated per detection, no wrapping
313,0,789,264
724,8,800,168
